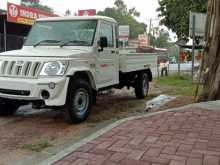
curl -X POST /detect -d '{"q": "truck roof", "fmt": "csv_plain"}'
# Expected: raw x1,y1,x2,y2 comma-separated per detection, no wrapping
37,15,117,24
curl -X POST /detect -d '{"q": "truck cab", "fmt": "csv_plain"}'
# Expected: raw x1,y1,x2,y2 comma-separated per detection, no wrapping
0,16,153,123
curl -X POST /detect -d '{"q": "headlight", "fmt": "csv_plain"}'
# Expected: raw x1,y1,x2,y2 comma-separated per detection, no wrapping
40,61,68,76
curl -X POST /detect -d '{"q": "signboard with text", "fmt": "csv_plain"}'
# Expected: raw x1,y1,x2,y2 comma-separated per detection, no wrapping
119,25,130,41
78,9,96,16
7,2,57,25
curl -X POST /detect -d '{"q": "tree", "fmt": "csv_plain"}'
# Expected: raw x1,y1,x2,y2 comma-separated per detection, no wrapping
157,0,207,39
200,0,220,100
65,9,71,16
129,7,140,17
114,0,127,15
21,0,54,13
97,0,145,39
150,29,171,48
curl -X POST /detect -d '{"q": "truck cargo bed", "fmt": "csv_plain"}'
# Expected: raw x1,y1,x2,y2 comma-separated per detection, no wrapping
119,53,158,73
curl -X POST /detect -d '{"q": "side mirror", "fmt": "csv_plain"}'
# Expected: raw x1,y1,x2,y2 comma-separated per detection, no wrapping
98,37,108,51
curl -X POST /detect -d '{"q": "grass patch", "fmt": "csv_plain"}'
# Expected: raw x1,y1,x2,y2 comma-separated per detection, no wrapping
22,140,52,152
157,74,200,96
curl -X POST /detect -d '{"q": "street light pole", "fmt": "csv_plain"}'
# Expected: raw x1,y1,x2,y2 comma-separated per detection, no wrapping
148,19,152,45
146,18,160,46
192,15,196,79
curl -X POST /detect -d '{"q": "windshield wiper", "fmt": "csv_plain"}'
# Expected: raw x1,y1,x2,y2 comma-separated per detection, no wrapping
33,40,62,47
60,40,90,47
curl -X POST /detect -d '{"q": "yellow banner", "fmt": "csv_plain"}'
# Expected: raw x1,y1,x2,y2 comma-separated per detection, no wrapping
17,18,34,25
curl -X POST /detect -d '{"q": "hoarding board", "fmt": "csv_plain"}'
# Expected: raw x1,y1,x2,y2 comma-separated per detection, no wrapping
78,9,96,16
7,2,57,25
119,25,130,41
189,12,207,37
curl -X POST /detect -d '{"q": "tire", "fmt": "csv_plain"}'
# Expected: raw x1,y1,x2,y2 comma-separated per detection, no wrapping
135,72,149,99
92,90,97,105
66,79,92,124
0,100,19,116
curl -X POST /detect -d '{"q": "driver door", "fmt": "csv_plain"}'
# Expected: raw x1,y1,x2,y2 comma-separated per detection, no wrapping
96,21,119,89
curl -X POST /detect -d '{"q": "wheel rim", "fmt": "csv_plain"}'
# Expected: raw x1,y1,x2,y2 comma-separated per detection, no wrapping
142,74,148,96
73,88,89,116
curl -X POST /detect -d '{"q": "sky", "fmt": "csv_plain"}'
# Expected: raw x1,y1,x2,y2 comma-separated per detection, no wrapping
1,0,160,23
1,0,176,40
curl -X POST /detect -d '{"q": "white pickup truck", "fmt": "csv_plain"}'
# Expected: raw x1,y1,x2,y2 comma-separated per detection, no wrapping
0,16,156,123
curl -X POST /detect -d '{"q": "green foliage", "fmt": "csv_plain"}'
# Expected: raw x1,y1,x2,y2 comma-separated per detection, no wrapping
157,0,208,39
157,74,197,96
21,0,54,13
65,9,71,16
185,51,192,61
129,7,140,17
97,0,146,39
168,46,179,61
150,29,171,48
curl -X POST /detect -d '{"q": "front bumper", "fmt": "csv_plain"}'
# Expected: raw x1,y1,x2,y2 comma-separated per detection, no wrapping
0,77,69,106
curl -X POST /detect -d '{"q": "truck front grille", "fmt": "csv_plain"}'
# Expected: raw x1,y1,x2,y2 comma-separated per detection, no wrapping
0,88,30,96
0,61,42,78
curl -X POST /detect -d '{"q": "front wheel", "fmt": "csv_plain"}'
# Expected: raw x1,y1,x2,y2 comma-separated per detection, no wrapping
66,79,92,124
135,73,149,99
0,99,19,116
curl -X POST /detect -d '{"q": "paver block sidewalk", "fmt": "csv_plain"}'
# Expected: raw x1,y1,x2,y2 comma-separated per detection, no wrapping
54,108,220,165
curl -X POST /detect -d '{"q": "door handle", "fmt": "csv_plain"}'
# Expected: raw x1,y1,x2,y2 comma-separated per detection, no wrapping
111,50,116,54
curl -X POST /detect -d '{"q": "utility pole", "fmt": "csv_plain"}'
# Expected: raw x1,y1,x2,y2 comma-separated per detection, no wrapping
152,27,156,48
145,18,160,46
148,19,152,45
149,19,152,34
192,15,196,79
178,47,181,75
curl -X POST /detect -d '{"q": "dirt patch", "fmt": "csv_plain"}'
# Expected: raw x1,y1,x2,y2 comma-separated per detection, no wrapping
0,83,194,164
0,87,153,164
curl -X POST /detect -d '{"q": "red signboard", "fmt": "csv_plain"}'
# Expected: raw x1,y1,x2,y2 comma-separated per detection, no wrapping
7,2,57,25
78,9,96,16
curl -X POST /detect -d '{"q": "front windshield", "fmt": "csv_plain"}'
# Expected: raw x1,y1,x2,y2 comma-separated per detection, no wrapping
24,20,97,46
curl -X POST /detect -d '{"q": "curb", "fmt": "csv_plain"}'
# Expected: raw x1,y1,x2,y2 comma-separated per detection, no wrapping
39,100,220,165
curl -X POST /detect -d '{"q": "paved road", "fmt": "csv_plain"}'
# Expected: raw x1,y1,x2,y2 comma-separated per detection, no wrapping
51,102,220,165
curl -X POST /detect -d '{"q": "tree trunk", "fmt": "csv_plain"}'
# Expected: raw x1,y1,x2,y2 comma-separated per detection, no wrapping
200,0,220,101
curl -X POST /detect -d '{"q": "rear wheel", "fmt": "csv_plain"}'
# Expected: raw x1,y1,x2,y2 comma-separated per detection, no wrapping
0,99,19,116
66,79,92,124
135,72,149,99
